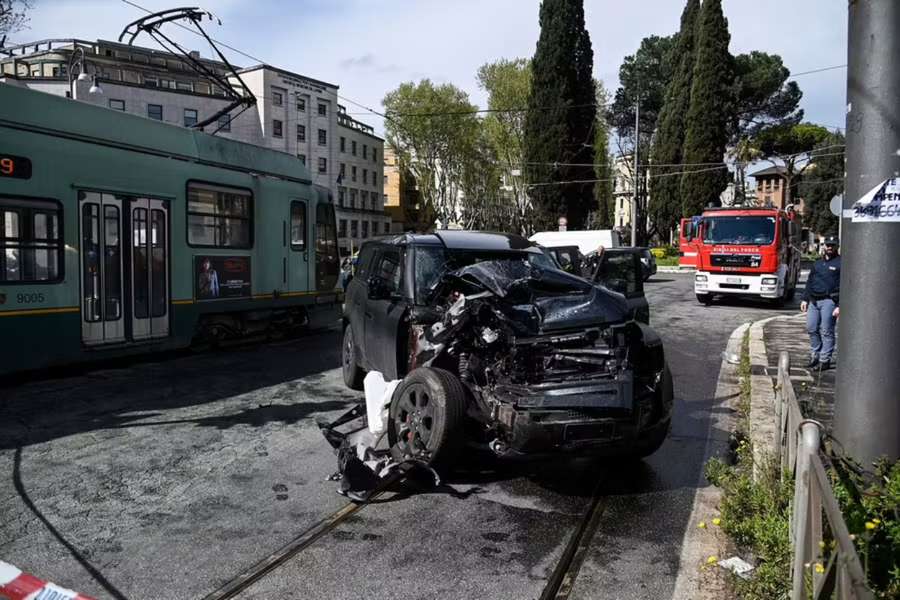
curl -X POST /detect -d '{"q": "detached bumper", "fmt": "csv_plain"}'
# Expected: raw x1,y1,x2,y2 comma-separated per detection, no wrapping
492,371,669,455
695,271,783,298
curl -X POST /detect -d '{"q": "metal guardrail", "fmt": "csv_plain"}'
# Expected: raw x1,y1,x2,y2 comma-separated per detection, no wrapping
774,351,873,600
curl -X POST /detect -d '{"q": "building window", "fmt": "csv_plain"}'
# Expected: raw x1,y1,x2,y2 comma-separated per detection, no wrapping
338,187,346,207
272,90,283,106
340,163,346,179
363,169,368,185
351,166,357,182
384,222,390,234
352,140,357,156
351,220,358,238
318,157,327,173
318,103,327,116
290,201,306,250
361,191,368,208
373,148,378,163
318,129,327,146
148,104,163,121
108,99,125,111
184,109,198,127
362,221,369,239
339,219,347,238
176,81,193,92
383,175,388,185
273,119,283,138
1,199,63,283
144,75,158,87
297,97,306,112
298,154,306,165
217,113,231,132
187,182,252,248
297,124,306,142
350,189,358,209
340,137,346,152
363,144,368,160
160,79,175,89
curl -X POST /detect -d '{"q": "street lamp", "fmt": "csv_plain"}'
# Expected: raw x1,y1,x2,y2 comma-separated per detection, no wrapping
67,45,101,97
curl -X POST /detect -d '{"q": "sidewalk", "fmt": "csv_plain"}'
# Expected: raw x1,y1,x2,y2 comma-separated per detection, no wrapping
761,314,837,429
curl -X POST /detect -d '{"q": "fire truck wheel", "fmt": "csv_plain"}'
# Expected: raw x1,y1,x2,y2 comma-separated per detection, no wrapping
696,293,713,306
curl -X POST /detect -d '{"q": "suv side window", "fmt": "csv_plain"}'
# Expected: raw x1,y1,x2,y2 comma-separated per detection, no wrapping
596,251,642,298
375,248,402,293
356,245,377,279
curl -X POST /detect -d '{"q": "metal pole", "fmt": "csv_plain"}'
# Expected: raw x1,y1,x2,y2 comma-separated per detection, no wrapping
631,93,639,247
834,0,900,463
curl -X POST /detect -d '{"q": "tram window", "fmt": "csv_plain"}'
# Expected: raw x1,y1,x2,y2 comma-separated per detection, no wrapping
1,199,63,284
187,183,253,248
315,203,339,290
104,205,122,321
291,201,306,251
133,207,149,319
82,203,101,321
150,210,167,318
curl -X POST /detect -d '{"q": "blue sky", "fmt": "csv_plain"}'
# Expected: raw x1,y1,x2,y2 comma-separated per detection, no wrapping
19,0,848,137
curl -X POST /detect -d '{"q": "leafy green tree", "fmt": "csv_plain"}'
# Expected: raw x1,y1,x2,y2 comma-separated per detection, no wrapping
608,34,676,147
649,0,700,240
523,0,596,230
681,0,734,216
731,52,803,139
754,122,831,206
477,58,533,233
592,80,614,228
383,80,480,230
0,0,32,37
799,133,844,237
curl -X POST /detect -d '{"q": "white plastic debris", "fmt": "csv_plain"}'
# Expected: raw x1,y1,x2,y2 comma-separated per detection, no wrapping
363,371,401,436
481,327,500,344
718,556,755,580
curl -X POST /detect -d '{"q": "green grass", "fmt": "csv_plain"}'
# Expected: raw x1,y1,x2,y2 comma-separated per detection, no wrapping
655,256,680,267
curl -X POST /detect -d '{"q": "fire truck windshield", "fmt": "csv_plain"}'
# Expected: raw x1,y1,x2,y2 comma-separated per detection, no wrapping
702,216,776,245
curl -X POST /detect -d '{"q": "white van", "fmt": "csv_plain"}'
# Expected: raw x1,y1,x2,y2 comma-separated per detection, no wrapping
529,230,622,255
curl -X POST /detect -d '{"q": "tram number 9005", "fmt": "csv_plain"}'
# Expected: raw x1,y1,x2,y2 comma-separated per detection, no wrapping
17,293,45,304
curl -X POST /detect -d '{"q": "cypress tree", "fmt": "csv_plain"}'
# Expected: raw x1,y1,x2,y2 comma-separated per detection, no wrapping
524,0,596,230
680,0,733,216
649,0,700,240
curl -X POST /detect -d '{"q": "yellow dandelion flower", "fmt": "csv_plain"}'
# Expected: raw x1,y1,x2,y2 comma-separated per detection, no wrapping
819,540,826,550
707,556,718,565
865,521,876,530
815,563,825,574
698,521,707,529
712,517,721,526
872,518,881,525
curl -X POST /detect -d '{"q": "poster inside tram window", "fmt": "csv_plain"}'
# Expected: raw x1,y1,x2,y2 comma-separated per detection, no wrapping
195,256,251,300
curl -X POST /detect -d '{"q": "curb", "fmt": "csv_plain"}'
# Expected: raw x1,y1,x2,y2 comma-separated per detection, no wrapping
657,266,695,273
746,314,803,481
671,320,750,600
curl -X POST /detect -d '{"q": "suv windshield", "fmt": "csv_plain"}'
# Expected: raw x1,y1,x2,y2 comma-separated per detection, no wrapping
702,216,776,245
413,246,556,304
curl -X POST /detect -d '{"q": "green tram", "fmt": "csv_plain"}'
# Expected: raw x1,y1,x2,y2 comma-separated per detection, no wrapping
0,83,341,377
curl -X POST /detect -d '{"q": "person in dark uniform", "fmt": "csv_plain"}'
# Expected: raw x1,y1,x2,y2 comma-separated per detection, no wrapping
801,236,841,370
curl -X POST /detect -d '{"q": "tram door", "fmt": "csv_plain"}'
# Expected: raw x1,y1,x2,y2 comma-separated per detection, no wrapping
79,192,169,345
130,198,169,340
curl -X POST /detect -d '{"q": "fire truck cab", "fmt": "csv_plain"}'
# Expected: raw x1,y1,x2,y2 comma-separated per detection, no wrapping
693,207,800,305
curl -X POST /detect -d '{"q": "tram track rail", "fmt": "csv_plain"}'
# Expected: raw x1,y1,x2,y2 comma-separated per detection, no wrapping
200,465,610,600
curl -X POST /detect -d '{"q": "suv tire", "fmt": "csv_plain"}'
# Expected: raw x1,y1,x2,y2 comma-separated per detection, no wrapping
388,367,466,468
342,324,365,390
696,293,713,305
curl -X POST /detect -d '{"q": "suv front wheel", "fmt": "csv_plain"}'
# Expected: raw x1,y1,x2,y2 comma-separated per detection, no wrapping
342,324,365,390
388,367,466,468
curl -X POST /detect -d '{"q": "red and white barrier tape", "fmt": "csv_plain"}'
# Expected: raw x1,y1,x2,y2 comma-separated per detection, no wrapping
0,560,95,600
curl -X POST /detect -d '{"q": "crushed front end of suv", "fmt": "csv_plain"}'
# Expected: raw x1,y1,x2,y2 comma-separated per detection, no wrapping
322,232,672,496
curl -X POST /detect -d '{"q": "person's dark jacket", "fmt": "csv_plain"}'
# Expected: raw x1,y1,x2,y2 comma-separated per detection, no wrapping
803,255,841,305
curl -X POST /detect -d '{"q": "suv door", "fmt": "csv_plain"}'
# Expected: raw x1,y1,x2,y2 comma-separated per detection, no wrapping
592,248,650,324
363,246,407,378
345,243,376,364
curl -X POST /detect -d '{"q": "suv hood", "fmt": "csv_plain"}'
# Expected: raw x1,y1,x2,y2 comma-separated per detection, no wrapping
448,259,630,332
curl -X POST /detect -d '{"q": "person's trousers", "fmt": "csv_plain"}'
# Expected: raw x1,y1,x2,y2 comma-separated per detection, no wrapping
807,297,837,362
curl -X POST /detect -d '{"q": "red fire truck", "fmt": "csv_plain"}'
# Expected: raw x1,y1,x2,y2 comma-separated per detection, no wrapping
678,217,699,268
689,207,800,305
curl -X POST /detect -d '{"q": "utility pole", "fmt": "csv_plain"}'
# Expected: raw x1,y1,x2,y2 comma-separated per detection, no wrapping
631,93,639,247
833,0,900,464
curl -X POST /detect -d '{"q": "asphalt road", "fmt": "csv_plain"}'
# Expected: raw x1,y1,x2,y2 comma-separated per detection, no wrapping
0,274,799,600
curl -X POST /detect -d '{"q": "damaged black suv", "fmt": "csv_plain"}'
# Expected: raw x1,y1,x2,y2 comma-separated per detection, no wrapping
342,231,672,465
